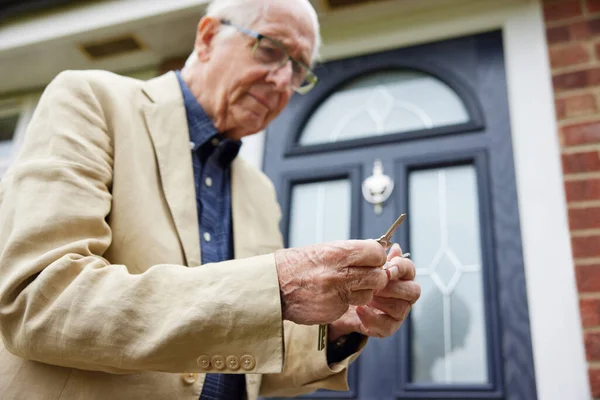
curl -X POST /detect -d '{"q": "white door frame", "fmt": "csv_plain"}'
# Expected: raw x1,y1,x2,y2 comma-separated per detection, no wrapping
242,1,590,399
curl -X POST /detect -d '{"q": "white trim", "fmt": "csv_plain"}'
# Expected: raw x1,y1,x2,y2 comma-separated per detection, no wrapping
253,0,590,399
0,0,210,52
503,3,590,398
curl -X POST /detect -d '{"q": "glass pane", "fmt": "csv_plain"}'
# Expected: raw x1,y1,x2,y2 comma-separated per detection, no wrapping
409,164,488,384
299,71,469,145
288,179,351,247
0,113,18,158
411,275,445,383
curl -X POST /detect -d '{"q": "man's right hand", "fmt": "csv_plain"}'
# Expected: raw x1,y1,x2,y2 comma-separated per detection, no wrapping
274,240,401,325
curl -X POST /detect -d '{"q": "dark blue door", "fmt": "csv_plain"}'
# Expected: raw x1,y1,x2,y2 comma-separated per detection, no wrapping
262,30,537,400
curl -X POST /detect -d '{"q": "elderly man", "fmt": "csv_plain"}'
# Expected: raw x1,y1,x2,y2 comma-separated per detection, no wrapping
0,0,420,399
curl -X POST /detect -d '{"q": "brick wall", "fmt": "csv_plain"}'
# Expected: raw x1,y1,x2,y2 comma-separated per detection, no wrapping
544,0,600,397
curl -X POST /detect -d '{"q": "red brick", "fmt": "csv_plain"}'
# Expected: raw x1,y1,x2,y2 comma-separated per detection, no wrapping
586,332,600,360
562,120,600,146
553,67,600,92
556,93,597,120
572,235,600,258
563,151,600,173
591,368,600,397
547,25,572,44
572,18,600,39
570,207,600,230
544,0,583,22
595,42,600,59
587,0,600,13
581,298,600,327
576,264,600,292
550,42,591,68
571,20,591,40
566,178,600,201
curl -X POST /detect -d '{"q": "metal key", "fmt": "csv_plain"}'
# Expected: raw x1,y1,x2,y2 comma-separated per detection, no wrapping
376,213,406,250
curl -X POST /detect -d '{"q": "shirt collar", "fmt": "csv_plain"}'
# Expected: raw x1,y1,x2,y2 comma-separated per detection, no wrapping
175,70,242,168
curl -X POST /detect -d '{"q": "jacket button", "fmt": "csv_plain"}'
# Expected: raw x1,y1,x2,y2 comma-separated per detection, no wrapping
197,355,211,370
240,355,255,371
226,355,240,371
212,355,225,370
182,372,198,384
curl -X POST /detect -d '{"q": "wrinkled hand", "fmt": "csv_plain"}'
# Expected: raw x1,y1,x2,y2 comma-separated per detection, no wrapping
275,240,405,325
327,243,421,340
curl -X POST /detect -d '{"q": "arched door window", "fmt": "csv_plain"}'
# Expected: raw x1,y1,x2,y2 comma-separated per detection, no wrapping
299,70,470,146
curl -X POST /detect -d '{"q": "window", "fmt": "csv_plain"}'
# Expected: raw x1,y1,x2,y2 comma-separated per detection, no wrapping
0,96,39,176
299,70,470,146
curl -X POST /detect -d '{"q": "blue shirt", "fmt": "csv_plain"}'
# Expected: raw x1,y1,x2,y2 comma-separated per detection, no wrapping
175,71,241,265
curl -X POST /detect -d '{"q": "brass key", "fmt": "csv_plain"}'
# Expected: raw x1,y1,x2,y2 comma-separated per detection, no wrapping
376,213,406,250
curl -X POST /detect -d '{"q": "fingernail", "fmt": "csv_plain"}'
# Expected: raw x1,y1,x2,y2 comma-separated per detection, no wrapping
401,252,411,258
382,262,390,270
387,265,399,279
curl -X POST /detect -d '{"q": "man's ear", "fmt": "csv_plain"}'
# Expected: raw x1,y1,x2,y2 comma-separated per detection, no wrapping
194,16,219,62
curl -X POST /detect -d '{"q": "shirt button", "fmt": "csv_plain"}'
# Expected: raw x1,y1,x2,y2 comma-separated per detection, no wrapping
182,372,198,384
203,232,211,242
205,177,213,187
227,355,240,371
189,141,195,150
240,355,255,371
211,138,220,146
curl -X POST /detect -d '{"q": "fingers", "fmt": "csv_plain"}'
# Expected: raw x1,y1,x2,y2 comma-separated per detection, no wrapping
374,279,421,304
355,305,401,338
387,243,402,261
344,240,387,268
347,289,375,306
347,253,416,291
347,266,389,291
368,297,413,321
383,256,416,280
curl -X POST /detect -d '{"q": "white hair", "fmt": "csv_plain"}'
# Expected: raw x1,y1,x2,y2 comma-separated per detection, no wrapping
185,0,322,67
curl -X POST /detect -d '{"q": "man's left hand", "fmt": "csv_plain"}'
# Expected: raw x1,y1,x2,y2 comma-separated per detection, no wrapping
327,243,421,340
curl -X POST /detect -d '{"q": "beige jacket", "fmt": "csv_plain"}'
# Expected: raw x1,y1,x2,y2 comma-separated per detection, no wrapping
0,71,364,400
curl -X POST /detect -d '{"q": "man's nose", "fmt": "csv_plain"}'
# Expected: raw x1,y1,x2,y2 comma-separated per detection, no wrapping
268,60,294,91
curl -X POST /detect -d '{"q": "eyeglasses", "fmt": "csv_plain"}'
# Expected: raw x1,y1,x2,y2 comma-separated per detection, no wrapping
220,19,318,95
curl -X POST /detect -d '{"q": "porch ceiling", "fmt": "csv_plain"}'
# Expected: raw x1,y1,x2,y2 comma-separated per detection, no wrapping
0,0,465,96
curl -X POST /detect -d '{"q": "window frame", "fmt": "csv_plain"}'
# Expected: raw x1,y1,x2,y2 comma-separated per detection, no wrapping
280,61,485,158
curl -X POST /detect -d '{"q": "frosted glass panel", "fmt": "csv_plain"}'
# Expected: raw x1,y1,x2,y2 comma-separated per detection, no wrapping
288,180,351,247
0,113,18,158
409,165,488,384
299,71,469,145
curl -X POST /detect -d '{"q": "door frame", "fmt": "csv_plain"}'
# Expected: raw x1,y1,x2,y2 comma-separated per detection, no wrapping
239,0,590,398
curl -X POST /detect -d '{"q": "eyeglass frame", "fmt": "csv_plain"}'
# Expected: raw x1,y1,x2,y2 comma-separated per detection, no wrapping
219,19,318,95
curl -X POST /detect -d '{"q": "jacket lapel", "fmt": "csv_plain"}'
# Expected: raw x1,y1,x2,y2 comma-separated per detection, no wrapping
231,158,251,260
141,72,201,267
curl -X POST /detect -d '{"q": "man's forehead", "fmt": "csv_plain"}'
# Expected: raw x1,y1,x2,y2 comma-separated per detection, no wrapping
254,4,316,62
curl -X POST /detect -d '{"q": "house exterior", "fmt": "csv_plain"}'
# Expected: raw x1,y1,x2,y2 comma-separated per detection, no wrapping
0,0,596,399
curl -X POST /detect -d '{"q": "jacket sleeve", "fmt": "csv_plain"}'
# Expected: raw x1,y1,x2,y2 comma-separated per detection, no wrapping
258,322,368,397
0,71,284,375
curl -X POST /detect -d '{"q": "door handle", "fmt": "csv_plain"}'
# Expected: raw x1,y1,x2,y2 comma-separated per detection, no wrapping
362,159,394,215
